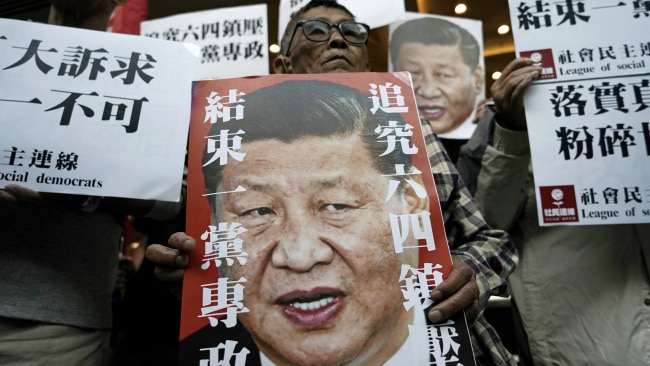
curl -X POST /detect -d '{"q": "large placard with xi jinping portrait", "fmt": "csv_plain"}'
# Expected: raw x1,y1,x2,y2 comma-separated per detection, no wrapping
179,72,477,365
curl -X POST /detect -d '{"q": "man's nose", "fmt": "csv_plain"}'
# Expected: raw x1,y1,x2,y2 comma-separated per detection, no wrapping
416,74,441,98
327,26,349,49
271,214,334,272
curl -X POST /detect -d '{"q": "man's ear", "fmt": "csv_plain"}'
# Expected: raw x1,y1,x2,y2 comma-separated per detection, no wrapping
404,174,429,214
273,55,293,74
473,65,484,93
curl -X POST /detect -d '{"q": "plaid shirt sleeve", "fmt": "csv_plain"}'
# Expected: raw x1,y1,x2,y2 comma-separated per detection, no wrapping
421,118,518,366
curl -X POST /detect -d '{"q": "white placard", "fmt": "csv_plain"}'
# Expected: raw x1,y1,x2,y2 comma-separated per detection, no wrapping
508,0,650,225
141,4,269,79
0,18,198,201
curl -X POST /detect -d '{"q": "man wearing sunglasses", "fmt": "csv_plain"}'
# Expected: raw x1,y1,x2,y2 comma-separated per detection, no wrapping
149,1,517,365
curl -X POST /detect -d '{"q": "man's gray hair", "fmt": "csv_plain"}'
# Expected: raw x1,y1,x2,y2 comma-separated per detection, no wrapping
280,0,356,56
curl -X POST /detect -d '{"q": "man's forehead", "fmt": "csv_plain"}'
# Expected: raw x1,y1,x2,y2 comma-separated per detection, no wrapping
399,42,468,65
400,41,462,53
298,6,355,22
224,170,370,190
220,135,373,178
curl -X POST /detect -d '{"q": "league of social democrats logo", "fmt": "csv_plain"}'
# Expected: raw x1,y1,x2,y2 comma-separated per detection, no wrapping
519,48,556,80
539,185,579,224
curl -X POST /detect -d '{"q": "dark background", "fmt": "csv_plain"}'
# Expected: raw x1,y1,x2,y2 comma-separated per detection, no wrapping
0,0,516,97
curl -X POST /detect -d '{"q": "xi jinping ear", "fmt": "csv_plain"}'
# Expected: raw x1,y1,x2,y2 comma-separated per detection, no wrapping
473,65,484,92
404,174,429,215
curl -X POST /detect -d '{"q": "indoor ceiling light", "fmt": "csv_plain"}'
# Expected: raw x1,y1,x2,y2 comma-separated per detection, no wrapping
492,71,502,80
454,3,467,14
497,24,510,35
269,44,280,53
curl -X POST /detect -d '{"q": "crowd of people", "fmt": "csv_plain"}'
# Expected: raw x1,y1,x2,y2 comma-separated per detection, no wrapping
1,0,647,365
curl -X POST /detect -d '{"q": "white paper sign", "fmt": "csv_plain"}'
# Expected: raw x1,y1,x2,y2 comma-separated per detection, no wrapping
0,18,198,201
508,0,650,225
278,0,405,41
141,4,269,79
388,12,485,140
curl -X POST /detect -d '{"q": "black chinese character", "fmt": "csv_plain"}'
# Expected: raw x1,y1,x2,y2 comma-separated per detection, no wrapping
3,39,57,74
110,52,156,85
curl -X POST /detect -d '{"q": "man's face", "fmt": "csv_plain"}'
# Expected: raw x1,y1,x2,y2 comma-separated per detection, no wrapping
281,6,370,74
216,134,421,365
396,42,482,134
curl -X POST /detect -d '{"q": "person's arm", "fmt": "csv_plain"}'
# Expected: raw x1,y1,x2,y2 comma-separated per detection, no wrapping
473,124,530,230
422,123,517,320
0,184,76,205
145,231,196,299
0,183,183,220
468,58,542,230
141,163,190,298
456,103,496,197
